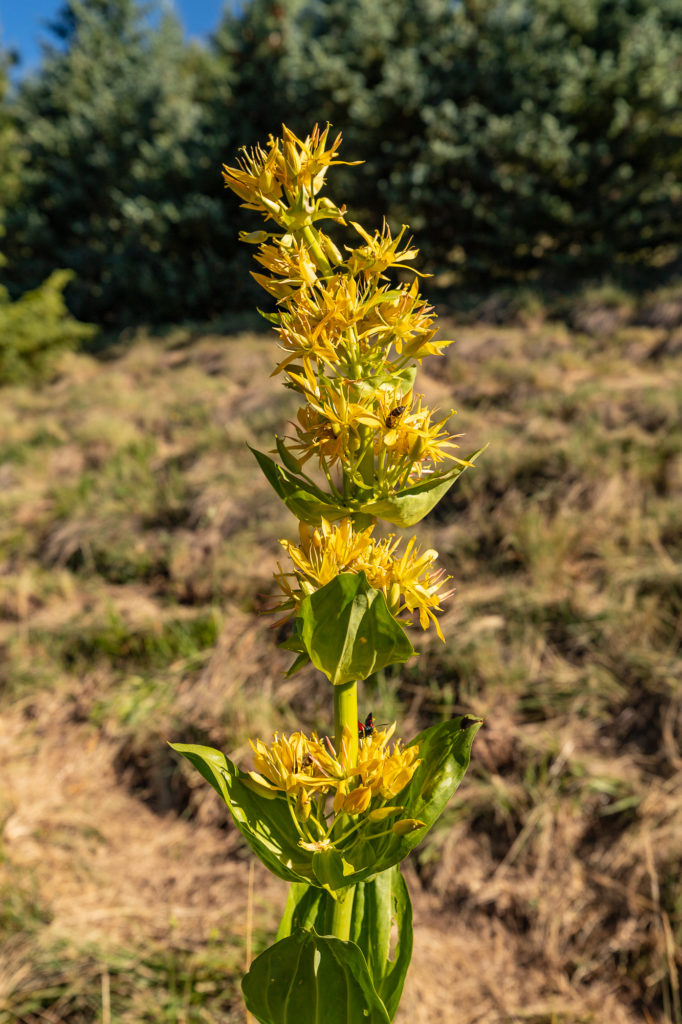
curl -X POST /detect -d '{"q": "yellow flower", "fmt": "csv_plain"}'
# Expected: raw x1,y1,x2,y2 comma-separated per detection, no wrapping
272,275,372,378
353,725,421,799
249,730,344,800
274,518,451,639
280,123,359,198
334,785,372,816
222,124,359,221
289,384,378,470
247,724,421,826
389,536,453,642
345,221,422,279
221,140,283,211
366,280,455,365
374,392,467,482
253,238,319,291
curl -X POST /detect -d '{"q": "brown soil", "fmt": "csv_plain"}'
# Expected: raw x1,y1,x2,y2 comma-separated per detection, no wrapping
2,321,680,1023
0,668,667,1024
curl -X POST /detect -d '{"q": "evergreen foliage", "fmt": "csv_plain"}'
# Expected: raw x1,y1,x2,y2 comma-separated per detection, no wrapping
0,51,24,246
0,269,95,385
2,0,245,324
261,0,682,275
1,0,681,326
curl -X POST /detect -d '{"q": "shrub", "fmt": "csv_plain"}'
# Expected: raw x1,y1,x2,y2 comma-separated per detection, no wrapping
0,269,95,385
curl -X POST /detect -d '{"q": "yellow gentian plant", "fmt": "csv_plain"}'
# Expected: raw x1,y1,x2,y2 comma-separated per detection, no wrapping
172,125,483,1024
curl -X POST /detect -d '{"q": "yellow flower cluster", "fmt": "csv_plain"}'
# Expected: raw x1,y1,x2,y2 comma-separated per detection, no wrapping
273,517,452,641
223,124,473,652
223,125,463,499
289,371,465,487
223,123,353,219
247,724,421,841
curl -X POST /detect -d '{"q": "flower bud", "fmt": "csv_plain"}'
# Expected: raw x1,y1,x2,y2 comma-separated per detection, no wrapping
321,235,344,265
339,786,372,815
296,790,311,822
284,139,302,177
239,230,269,244
387,582,402,613
392,818,426,836
408,435,428,461
368,806,404,822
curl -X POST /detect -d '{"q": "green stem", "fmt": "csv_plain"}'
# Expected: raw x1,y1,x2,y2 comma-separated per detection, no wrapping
329,885,355,942
301,224,332,276
330,681,359,941
350,425,377,529
334,680,358,770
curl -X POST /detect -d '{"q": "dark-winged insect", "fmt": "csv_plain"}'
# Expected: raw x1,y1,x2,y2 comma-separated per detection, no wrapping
358,712,375,739
385,405,407,429
301,753,314,768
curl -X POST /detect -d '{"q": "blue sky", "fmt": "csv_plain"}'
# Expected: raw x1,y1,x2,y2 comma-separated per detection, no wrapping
1,0,237,75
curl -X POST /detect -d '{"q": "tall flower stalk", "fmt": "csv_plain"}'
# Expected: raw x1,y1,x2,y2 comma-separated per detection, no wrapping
173,125,483,1024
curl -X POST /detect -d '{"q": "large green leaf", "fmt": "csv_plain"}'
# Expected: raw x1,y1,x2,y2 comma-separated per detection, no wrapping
301,715,483,886
242,928,391,1024
171,716,481,894
169,743,314,886
277,868,412,1022
359,447,487,527
350,867,412,1020
298,572,416,685
250,444,487,529
373,715,483,866
250,445,349,523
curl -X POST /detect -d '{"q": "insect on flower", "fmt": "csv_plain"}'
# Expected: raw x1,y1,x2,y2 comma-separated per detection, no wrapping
357,712,388,739
385,405,407,429
358,712,375,739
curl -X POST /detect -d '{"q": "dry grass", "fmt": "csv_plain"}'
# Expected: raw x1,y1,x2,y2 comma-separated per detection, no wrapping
1,293,681,1023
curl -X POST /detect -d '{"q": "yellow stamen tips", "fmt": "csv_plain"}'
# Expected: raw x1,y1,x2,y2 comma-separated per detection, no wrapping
274,518,451,639
246,725,421,835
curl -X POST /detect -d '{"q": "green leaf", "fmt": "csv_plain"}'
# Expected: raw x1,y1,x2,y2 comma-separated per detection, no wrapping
276,867,413,1022
350,867,412,1021
242,928,391,1024
277,882,326,941
359,447,487,527
376,715,483,864
312,846,376,891
284,650,312,677
171,717,481,896
298,572,416,685
249,445,349,523
249,444,487,529
275,435,305,475
169,743,315,886
304,715,482,886
278,620,312,677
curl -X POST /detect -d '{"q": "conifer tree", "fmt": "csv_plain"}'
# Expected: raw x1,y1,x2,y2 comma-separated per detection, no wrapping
2,0,235,323
0,49,23,247
225,0,682,277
